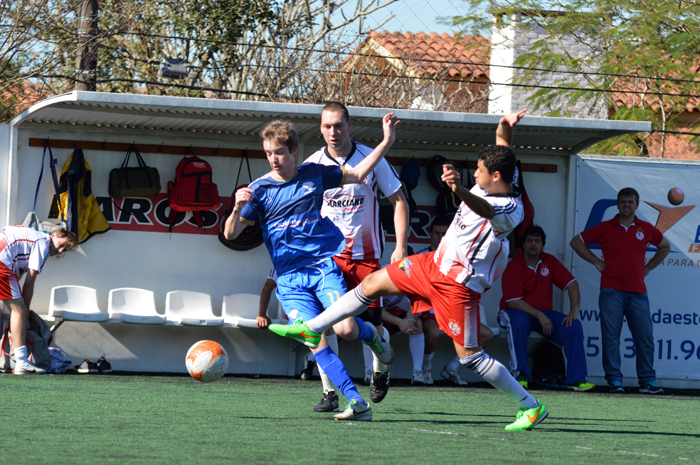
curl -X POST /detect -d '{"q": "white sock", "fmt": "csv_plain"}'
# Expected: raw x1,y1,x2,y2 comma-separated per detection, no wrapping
422,352,434,371
15,345,28,363
362,343,373,373
461,350,537,409
317,362,338,393
446,355,461,373
372,326,388,372
326,333,338,356
307,286,372,333
409,334,425,372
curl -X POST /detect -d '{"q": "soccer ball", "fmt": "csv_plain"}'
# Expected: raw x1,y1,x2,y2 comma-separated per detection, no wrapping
185,340,229,383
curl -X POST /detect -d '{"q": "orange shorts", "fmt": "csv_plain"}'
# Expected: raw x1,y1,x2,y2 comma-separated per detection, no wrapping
0,263,21,300
386,252,482,348
333,256,382,320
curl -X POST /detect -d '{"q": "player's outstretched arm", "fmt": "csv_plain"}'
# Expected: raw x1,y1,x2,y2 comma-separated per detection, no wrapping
257,278,276,329
388,188,409,263
345,113,399,184
496,109,527,147
441,164,495,219
223,187,253,241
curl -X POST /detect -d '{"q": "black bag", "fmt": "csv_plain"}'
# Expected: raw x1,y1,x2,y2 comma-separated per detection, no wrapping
218,151,264,251
109,144,161,197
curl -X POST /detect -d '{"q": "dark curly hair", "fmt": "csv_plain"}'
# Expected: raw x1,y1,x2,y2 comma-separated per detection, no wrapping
478,145,516,184
523,224,546,247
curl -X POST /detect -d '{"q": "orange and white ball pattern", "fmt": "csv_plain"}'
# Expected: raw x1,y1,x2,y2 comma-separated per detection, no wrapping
186,340,229,383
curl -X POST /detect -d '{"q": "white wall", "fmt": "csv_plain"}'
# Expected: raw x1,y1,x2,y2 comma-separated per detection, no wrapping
5,124,571,378
489,14,607,119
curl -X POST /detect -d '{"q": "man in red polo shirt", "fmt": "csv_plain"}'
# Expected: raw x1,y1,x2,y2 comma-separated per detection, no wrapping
499,225,593,391
570,187,670,394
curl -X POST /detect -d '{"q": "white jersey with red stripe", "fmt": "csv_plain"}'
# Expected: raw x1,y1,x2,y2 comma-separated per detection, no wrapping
0,226,51,276
304,142,402,260
434,185,523,294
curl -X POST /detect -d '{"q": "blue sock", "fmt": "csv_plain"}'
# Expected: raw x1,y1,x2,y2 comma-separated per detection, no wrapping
354,318,373,343
313,346,364,404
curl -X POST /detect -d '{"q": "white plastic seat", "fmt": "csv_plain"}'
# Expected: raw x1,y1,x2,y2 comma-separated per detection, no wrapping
108,288,166,324
49,286,109,322
222,293,282,328
165,291,223,326
480,303,500,337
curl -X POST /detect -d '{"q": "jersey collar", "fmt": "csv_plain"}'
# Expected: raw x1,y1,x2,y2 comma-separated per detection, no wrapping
323,141,357,166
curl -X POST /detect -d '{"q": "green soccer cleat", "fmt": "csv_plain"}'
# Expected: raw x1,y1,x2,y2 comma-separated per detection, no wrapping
568,381,595,392
516,375,529,389
268,322,321,348
364,322,394,365
504,400,549,431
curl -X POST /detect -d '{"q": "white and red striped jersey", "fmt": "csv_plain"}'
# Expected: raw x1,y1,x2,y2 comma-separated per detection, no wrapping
304,142,402,260
0,226,51,276
434,185,523,294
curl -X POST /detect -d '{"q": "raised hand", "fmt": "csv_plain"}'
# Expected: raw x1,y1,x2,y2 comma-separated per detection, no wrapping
441,163,461,193
234,187,253,211
499,108,527,127
382,112,400,146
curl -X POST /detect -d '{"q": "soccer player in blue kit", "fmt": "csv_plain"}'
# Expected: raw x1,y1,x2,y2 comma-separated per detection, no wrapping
223,114,399,421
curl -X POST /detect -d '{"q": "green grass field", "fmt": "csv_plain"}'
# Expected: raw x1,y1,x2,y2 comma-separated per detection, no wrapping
2,373,698,464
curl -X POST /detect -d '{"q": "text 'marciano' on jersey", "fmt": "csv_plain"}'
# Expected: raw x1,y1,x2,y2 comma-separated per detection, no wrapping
304,142,402,260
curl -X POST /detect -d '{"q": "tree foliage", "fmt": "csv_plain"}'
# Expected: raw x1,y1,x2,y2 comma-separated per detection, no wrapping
454,0,700,157
0,0,77,120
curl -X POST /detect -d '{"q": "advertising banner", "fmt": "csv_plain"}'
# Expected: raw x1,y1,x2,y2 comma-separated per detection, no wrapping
95,195,434,245
574,157,700,381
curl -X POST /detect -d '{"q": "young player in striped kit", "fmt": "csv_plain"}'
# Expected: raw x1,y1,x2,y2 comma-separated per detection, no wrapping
271,109,550,431
303,102,409,408
0,226,77,374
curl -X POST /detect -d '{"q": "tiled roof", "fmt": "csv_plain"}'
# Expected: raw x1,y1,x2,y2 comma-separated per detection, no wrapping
611,90,700,113
366,31,490,79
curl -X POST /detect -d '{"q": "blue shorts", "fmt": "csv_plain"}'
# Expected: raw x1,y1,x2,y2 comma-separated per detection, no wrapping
276,258,347,324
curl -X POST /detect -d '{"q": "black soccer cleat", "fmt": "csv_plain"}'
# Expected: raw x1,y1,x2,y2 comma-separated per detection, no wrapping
300,357,316,381
369,368,390,404
314,390,340,412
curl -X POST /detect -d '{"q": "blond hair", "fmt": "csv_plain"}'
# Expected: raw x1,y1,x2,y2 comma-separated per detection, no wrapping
52,228,79,250
260,120,299,153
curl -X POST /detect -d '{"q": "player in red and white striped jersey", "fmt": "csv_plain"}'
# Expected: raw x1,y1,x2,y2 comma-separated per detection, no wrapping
0,226,77,374
304,102,409,405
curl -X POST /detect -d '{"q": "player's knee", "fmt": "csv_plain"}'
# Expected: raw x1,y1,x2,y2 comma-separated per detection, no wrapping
480,325,494,347
332,318,357,339
8,300,28,316
359,269,391,299
569,319,583,335
426,324,440,343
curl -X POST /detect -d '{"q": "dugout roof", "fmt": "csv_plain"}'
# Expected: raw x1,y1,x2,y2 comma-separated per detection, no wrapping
11,91,650,157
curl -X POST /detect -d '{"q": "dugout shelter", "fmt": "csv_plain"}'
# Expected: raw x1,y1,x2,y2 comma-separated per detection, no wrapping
6,91,686,388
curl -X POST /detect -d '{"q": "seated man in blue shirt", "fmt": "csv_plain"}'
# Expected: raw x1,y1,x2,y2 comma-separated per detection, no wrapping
224,114,398,421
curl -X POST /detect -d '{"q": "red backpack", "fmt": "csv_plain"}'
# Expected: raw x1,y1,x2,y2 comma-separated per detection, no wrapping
167,155,220,229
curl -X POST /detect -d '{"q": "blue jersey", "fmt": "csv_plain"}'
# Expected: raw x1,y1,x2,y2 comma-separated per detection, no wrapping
240,163,347,276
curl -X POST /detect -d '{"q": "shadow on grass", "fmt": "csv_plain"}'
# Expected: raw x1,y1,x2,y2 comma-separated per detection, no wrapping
546,427,700,438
